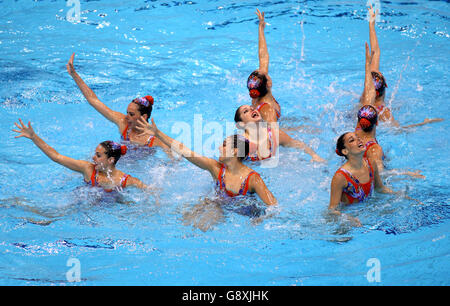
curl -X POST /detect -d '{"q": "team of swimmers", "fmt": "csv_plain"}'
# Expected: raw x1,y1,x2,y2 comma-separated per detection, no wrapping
12,6,443,227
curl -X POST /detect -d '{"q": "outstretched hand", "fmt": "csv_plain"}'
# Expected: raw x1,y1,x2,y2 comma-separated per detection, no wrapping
311,154,326,163
136,116,158,136
406,170,426,179
12,119,36,139
423,118,444,124
255,8,265,28
368,4,378,24
66,52,76,75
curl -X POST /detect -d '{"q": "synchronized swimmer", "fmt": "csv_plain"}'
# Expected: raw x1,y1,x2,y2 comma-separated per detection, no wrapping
12,119,147,192
12,7,444,228
66,53,172,155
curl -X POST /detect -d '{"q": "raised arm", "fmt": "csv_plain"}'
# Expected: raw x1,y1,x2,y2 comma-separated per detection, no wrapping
248,173,277,206
136,117,220,176
362,42,377,106
256,9,269,74
278,129,326,163
12,119,92,176
368,4,381,72
66,53,125,128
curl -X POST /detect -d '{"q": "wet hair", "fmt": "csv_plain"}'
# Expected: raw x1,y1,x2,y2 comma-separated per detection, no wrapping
234,106,243,123
357,105,378,132
372,71,387,97
132,95,154,121
247,71,268,98
225,135,250,161
335,132,350,159
100,141,127,165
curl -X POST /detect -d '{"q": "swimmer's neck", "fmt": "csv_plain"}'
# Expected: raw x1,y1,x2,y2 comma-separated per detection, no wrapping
359,127,376,139
375,96,385,104
98,166,119,177
223,158,245,173
251,95,269,105
346,155,364,170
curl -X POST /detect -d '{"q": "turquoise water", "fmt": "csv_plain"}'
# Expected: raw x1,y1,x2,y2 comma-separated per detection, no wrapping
0,0,449,285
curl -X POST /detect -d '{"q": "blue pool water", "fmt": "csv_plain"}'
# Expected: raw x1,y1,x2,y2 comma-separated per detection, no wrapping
0,0,449,285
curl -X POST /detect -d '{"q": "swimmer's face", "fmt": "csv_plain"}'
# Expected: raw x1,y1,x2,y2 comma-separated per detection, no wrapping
219,137,237,162
342,132,365,156
92,145,114,171
126,102,143,127
237,105,262,124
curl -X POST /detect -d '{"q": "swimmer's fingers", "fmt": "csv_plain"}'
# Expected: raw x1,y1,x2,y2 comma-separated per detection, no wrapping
18,118,27,128
255,9,265,26
14,120,34,138
311,155,326,163
135,116,150,134
13,121,23,130
66,52,76,75
409,171,426,179
367,4,376,22
425,118,444,123
150,118,158,131
12,129,23,138
406,195,424,205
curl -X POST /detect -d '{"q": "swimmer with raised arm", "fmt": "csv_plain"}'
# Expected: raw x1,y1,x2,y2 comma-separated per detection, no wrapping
246,9,281,123
13,119,147,192
234,105,325,163
361,5,443,128
136,117,277,206
66,53,172,154
358,43,433,178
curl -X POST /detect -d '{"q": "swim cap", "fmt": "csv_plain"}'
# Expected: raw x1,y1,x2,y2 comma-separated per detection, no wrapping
372,72,387,97
247,72,268,99
109,141,127,156
133,95,154,107
357,105,378,132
